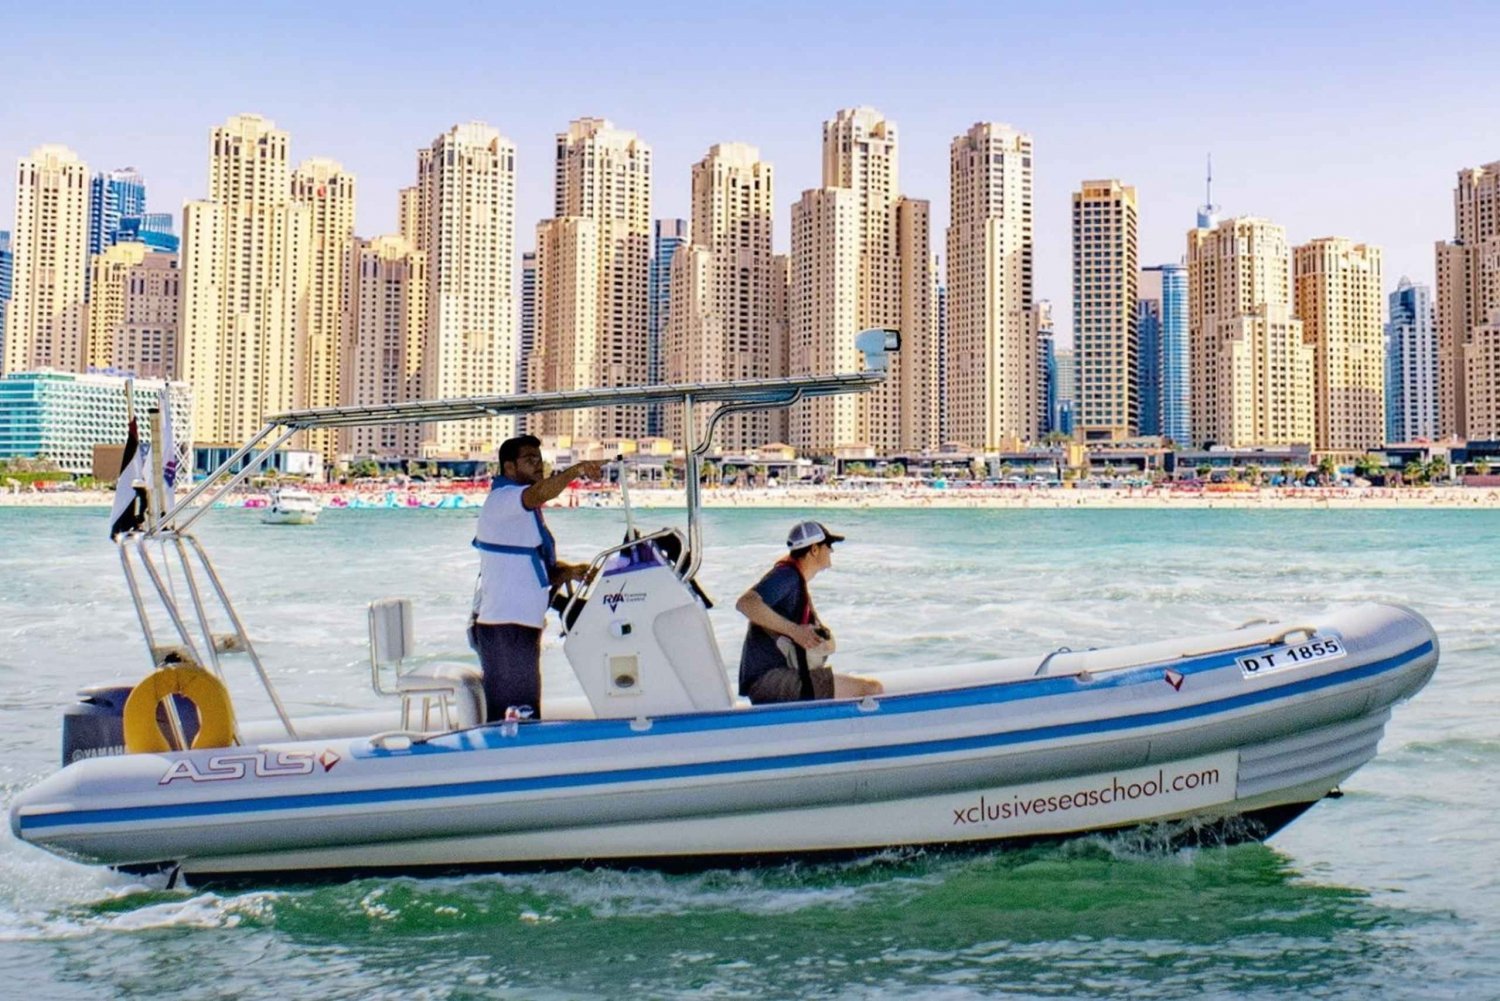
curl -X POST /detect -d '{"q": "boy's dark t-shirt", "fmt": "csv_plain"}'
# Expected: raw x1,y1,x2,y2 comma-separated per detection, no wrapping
737,561,812,696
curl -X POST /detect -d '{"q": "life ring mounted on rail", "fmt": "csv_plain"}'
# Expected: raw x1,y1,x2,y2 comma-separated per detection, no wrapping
122,664,237,753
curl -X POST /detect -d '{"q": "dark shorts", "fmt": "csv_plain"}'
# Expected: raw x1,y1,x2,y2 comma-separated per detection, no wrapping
745,666,834,705
471,622,543,722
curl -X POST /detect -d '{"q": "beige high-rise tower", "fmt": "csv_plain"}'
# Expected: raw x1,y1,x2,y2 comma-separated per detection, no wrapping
1187,217,1314,447
86,242,180,379
346,235,428,458
665,143,781,449
789,107,935,454
1435,161,1500,439
531,118,651,442
1294,238,1385,451
1072,180,1138,441
291,158,356,462
4,145,90,375
413,122,517,457
947,123,1037,449
180,115,311,447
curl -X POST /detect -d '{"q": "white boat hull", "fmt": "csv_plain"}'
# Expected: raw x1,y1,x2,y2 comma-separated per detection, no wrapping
10,603,1437,882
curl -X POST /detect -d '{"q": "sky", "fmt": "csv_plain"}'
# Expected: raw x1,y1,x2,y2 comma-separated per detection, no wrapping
4,0,1497,344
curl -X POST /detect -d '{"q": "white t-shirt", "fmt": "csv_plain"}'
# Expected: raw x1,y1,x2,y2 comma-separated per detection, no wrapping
474,483,551,627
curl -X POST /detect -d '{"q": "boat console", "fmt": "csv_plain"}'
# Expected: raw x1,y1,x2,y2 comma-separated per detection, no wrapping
561,530,739,718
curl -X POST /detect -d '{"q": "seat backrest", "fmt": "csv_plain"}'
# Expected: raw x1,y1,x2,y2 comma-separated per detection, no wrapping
369,597,413,671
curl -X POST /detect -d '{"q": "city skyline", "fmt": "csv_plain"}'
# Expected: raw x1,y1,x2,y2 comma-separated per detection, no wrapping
4,2,1494,345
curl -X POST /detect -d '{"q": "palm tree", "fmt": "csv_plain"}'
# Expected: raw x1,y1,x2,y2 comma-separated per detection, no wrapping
1316,455,1337,485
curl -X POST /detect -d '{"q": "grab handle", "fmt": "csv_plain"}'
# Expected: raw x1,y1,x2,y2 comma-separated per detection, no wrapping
1270,626,1317,646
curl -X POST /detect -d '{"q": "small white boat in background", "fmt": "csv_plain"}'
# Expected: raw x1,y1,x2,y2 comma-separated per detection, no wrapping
261,488,320,525
7,330,1440,884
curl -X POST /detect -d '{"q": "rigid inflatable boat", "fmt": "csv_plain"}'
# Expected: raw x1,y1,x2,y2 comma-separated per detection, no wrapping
8,332,1439,883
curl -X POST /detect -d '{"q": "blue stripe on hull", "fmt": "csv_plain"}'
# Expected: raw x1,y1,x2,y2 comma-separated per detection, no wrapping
19,639,1433,835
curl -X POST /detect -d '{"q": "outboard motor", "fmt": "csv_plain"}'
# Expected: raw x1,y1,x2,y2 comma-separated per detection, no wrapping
61,683,199,767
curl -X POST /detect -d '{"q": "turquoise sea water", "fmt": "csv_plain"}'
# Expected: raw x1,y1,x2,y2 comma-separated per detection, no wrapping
0,505,1496,1000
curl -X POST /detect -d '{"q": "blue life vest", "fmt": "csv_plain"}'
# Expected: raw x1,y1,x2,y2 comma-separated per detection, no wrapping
472,475,557,588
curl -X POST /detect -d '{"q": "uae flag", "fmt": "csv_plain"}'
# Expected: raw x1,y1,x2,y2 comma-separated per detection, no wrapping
107,417,149,539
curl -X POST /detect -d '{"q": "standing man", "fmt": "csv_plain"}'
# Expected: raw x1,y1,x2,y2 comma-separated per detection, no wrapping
471,435,602,721
735,521,884,704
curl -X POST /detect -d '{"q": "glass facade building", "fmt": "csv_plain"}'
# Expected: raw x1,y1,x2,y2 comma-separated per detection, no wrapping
0,370,191,475
1386,278,1437,443
117,213,179,253
647,219,688,434
88,169,147,259
1139,263,1188,443
0,231,11,369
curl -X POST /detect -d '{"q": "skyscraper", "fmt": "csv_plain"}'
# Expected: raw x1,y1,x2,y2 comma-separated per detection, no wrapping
1386,278,1437,443
1435,162,1500,439
86,242,179,379
180,114,311,446
347,235,427,459
666,144,783,449
1137,264,1187,440
1053,347,1076,436
88,168,146,259
0,232,11,367
1135,278,1162,437
935,259,947,443
116,213,178,253
520,250,537,393
1072,179,1139,440
292,158,357,462
1294,238,1385,452
532,118,651,441
946,122,1037,449
4,145,91,376
790,107,935,453
1033,300,1055,436
648,219,687,436
1187,217,1313,447
414,122,517,456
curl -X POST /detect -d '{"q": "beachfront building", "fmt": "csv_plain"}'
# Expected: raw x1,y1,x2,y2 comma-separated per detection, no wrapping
1386,278,1438,443
946,122,1038,449
530,118,651,443
1135,278,1162,436
291,158,356,464
1034,300,1054,435
0,369,190,476
1139,263,1188,443
790,107,936,455
1072,180,1139,441
648,219,688,435
1294,238,1385,452
412,122,517,457
180,115,311,451
1187,216,1314,448
1052,347,1076,435
935,261,948,442
0,232,11,367
665,144,784,450
4,145,91,377
85,242,179,379
519,250,537,393
1436,162,1500,440
346,235,427,460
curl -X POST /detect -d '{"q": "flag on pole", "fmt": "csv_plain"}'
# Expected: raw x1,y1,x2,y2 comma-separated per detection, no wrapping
108,418,149,539
158,387,179,509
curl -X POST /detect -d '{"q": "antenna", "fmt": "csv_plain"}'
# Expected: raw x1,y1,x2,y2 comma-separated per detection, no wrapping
1196,153,1220,230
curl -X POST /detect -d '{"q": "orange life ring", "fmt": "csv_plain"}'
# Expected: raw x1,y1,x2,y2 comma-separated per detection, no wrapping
122,665,237,753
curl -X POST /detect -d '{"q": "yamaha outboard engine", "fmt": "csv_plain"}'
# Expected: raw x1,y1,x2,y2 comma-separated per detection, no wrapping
61,683,199,767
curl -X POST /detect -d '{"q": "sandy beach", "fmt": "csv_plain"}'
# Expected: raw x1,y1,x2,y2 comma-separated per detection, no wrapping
6,484,1500,510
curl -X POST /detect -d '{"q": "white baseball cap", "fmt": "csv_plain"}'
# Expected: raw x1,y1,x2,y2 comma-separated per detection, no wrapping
786,520,845,549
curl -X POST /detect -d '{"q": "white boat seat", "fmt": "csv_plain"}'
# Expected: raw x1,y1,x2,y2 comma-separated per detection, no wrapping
368,598,484,731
